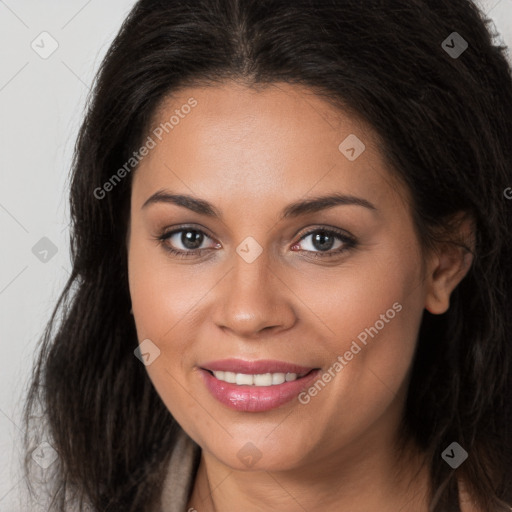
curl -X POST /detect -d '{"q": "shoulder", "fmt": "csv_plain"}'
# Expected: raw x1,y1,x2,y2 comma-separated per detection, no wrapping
159,427,202,512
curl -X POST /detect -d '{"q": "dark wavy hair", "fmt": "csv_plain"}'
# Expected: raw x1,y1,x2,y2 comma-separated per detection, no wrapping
22,0,512,510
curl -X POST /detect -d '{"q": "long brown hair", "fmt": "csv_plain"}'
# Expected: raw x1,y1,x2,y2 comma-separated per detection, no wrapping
23,0,512,510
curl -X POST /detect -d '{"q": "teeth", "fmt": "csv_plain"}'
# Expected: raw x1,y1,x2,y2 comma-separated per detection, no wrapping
211,371,302,386
272,373,286,385
224,371,236,383
236,373,254,385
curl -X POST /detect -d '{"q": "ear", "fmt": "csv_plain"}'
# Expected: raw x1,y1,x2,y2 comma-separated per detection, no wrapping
424,214,475,315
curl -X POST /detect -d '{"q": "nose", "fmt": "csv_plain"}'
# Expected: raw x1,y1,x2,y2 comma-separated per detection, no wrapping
211,249,297,338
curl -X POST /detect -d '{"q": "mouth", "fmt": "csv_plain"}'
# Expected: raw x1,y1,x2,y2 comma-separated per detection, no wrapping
198,359,321,412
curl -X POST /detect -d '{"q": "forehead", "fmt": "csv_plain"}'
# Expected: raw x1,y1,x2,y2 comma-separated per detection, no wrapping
132,81,407,215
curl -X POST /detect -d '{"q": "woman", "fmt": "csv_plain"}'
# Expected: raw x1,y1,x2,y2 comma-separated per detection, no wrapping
23,0,512,511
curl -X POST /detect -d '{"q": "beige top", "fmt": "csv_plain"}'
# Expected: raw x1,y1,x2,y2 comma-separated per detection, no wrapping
156,429,511,512
159,427,201,512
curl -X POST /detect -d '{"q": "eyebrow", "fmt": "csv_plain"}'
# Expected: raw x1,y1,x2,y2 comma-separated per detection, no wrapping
141,190,377,218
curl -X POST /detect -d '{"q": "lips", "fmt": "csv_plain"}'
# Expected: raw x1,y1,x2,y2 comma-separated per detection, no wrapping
198,359,320,412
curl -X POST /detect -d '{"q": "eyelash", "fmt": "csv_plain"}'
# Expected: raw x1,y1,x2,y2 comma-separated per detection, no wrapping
155,225,357,260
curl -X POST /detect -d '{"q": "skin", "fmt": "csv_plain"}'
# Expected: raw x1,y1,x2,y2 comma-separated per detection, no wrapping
127,81,473,512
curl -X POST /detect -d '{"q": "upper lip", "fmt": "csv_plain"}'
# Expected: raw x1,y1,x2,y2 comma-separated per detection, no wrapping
200,359,317,376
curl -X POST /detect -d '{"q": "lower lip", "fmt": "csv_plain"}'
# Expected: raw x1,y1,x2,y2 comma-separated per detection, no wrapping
199,368,320,412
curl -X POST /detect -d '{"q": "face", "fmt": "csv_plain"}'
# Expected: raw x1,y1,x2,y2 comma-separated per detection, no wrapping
127,81,430,474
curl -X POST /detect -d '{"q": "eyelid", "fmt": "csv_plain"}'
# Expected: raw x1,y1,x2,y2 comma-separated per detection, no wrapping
295,225,355,242
159,222,215,237
159,225,219,247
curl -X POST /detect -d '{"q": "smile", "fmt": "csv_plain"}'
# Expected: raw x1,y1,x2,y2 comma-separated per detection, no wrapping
198,359,320,412
208,370,311,386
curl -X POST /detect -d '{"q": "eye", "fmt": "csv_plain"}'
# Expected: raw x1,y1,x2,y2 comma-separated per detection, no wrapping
155,225,356,260
292,228,356,258
156,226,220,257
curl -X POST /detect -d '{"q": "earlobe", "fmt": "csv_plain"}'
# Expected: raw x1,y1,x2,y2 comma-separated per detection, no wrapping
425,248,473,314
424,217,475,315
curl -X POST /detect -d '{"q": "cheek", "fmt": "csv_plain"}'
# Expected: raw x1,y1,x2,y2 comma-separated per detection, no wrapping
127,236,209,424
127,231,212,342
291,235,423,349
293,242,425,440
127,232,190,379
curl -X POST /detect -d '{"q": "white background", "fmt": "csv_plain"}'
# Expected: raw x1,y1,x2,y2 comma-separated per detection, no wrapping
0,0,511,510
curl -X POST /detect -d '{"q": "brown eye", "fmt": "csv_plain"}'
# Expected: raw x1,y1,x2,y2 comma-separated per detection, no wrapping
309,231,337,251
178,229,205,250
157,226,220,258
295,228,356,257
